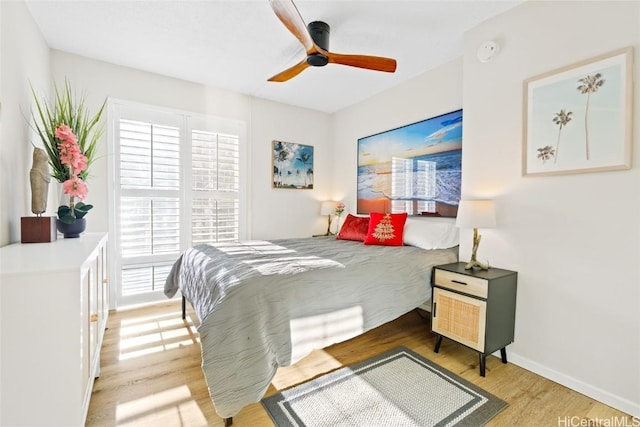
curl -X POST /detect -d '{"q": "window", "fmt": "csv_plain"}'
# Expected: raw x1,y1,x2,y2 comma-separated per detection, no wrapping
109,101,246,307
390,157,436,215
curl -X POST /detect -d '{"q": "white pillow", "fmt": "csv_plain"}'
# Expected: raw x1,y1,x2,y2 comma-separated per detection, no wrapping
402,216,459,249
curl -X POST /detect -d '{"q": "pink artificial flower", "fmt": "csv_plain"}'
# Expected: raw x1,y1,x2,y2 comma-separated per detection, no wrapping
62,176,88,201
55,124,90,199
73,154,88,174
58,140,81,166
55,124,77,145
57,136,87,174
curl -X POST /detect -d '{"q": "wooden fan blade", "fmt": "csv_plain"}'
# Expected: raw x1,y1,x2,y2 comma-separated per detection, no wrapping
269,0,316,53
268,59,311,82
327,52,397,73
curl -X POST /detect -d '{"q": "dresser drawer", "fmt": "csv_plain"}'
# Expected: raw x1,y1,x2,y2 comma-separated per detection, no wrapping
433,269,488,299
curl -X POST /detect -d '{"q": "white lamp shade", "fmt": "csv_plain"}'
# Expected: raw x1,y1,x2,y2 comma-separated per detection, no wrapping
456,200,496,229
320,201,338,215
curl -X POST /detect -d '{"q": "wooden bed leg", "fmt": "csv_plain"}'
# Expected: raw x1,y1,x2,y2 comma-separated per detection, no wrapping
224,417,233,426
182,295,186,320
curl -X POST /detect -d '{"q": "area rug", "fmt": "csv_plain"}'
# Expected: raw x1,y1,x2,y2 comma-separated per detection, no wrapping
262,346,508,427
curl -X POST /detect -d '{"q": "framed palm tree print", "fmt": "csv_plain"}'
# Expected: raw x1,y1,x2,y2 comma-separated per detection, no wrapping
272,140,314,189
523,47,633,176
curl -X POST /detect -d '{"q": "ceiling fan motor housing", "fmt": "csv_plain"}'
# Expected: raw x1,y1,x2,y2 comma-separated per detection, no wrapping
307,21,330,66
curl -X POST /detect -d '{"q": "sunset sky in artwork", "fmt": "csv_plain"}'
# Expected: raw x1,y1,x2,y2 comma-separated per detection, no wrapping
358,110,462,167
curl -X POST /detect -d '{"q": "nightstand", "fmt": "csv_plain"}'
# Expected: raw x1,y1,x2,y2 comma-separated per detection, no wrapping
431,262,517,376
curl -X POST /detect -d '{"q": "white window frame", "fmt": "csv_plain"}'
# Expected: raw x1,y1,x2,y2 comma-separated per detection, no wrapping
107,99,249,308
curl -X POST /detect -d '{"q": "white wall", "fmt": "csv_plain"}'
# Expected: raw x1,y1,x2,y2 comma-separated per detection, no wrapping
49,50,333,240
462,0,639,416
333,1,639,417
0,0,51,247
250,97,333,239
0,0,51,418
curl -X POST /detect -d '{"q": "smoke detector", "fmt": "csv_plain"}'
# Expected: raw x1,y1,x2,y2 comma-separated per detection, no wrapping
477,40,500,63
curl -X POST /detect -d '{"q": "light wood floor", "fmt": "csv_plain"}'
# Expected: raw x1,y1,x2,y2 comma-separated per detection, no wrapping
87,300,633,426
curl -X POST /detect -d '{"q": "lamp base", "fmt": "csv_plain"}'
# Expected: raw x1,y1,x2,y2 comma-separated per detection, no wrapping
464,227,489,270
313,214,334,237
464,259,490,270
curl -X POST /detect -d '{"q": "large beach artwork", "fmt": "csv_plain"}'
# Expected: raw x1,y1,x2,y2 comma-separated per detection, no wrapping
357,109,462,216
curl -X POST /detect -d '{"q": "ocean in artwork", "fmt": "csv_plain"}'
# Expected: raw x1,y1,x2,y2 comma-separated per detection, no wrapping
357,149,461,213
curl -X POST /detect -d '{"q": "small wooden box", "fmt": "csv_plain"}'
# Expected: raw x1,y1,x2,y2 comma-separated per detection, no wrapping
21,216,57,243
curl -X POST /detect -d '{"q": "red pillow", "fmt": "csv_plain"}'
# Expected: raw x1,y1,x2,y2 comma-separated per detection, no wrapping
363,212,408,246
336,214,370,242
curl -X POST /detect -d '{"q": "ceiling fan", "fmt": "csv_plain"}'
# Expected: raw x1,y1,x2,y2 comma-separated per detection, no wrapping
268,0,397,82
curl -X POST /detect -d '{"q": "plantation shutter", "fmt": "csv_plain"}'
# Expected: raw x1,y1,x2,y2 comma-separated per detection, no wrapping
110,102,246,307
191,130,240,244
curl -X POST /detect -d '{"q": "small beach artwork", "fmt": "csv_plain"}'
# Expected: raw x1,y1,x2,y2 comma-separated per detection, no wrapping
272,140,314,189
357,109,462,216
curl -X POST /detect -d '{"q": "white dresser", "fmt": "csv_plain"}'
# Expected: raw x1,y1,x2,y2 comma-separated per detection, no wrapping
0,232,109,426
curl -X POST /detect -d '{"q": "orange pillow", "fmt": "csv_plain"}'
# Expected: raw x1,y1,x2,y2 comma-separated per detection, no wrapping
363,212,408,246
336,214,370,242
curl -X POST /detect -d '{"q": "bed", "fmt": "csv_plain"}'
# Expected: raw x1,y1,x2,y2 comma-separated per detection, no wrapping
164,217,458,421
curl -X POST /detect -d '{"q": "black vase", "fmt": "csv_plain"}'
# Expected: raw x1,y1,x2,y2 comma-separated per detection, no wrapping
56,218,87,238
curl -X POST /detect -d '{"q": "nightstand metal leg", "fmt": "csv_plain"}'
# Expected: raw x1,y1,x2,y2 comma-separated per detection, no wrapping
500,347,507,364
434,335,443,353
479,354,486,377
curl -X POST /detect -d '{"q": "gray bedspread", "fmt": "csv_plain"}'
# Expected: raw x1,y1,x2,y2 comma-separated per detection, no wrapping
165,237,458,418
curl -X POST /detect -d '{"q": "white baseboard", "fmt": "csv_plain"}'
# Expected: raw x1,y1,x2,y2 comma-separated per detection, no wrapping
505,351,640,418
420,298,637,417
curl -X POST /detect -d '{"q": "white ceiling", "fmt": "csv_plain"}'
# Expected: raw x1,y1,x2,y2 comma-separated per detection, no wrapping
25,0,522,113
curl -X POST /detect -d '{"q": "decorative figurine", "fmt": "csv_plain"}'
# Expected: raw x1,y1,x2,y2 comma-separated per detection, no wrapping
29,147,50,215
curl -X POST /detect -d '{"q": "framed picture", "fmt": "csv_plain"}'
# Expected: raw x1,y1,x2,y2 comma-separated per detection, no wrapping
272,140,314,189
523,47,633,176
357,109,462,217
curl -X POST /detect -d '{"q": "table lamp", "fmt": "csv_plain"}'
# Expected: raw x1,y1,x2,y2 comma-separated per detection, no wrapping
456,200,496,270
319,201,338,236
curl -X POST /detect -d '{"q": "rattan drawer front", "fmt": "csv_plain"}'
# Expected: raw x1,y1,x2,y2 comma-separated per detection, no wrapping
434,269,488,299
